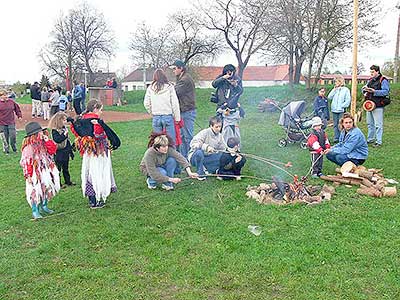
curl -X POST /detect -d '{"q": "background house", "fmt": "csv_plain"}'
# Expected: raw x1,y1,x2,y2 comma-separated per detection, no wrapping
121,64,301,91
310,74,393,85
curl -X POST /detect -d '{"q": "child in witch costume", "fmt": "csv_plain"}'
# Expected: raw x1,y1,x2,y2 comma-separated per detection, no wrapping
69,99,120,208
20,122,60,219
306,116,331,178
216,137,246,180
48,112,75,187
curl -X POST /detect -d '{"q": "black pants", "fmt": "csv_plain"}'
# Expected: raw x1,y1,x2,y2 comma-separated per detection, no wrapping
311,153,323,175
50,106,59,117
0,124,17,153
56,158,71,185
73,98,82,115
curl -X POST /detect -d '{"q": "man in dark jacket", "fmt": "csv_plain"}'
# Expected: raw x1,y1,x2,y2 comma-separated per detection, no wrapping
172,60,196,158
361,65,390,147
30,81,41,118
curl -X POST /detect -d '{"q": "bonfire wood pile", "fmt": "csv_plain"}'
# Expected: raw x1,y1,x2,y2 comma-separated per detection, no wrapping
246,177,335,205
320,161,397,198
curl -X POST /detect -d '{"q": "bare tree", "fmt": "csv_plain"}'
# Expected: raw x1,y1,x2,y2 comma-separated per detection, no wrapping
129,22,173,68
129,11,221,69
265,0,380,86
170,11,222,65
198,0,273,78
39,13,83,85
71,1,115,84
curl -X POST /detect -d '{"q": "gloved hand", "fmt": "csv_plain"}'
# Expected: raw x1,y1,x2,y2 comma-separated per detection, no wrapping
66,117,74,123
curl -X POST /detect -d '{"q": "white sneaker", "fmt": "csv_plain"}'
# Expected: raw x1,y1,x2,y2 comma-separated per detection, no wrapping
236,176,242,181
197,176,206,181
146,178,157,189
216,176,223,180
161,184,174,191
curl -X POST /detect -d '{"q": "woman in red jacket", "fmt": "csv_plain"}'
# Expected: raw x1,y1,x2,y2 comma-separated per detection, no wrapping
20,122,60,219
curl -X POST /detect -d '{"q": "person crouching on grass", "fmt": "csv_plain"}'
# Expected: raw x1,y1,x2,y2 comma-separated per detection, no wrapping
306,116,331,178
20,122,60,219
216,137,246,180
48,112,75,188
140,133,198,190
69,99,121,208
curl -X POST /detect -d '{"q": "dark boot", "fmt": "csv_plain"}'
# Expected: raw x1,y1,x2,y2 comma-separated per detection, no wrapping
88,196,97,208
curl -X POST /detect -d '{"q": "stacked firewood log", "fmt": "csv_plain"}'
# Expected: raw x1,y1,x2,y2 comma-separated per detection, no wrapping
246,181,335,205
320,161,397,198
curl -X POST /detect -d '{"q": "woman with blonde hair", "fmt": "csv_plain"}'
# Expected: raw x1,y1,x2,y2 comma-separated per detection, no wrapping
48,112,75,187
327,75,351,143
143,69,181,145
325,112,368,166
140,133,198,190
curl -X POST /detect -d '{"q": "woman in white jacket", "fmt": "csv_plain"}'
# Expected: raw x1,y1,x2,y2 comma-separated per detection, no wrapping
144,69,181,143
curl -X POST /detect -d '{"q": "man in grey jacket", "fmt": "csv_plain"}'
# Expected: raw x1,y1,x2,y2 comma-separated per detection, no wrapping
172,60,196,158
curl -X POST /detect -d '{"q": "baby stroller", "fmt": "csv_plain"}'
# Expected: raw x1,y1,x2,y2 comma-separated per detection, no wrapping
276,100,313,149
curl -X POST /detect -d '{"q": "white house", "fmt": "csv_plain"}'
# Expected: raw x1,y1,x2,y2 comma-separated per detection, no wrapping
121,64,300,91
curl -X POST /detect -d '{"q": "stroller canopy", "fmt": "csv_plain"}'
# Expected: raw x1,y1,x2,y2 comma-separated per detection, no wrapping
278,100,306,126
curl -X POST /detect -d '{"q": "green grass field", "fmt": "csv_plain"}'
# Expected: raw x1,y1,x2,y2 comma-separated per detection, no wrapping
1,85,399,299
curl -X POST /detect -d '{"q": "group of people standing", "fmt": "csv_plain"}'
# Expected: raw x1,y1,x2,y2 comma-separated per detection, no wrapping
308,64,390,177
141,60,246,190
30,81,87,120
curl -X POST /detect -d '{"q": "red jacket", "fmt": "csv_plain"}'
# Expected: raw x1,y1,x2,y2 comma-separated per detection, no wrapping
307,130,330,154
0,98,22,125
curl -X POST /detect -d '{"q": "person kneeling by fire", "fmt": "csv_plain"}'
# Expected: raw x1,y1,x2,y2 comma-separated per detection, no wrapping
140,133,199,190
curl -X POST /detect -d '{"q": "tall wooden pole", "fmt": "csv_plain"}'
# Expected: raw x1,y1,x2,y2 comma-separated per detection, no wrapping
394,6,400,83
350,0,359,117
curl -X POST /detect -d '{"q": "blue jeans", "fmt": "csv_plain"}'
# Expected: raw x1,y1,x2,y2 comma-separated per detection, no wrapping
152,115,176,141
180,109,196,158
332,112,343,142
366,108,384,145
81,97,86,111
326,151,365,166
190,149,221,176
147,157,177,187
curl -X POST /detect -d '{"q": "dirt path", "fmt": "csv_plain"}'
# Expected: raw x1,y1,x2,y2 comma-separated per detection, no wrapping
15,104,150,130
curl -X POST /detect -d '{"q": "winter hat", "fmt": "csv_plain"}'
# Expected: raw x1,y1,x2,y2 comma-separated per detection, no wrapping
25,122,46,137
227,137,240,148
172,60,185,68
311,116,323,128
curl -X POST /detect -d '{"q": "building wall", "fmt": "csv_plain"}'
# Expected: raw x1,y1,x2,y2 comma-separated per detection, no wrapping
123,80,298,91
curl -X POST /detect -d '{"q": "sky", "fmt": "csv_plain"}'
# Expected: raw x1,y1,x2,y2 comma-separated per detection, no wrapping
0,0,398,84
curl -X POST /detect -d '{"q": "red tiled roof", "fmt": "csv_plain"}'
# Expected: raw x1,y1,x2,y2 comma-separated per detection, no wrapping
312,74,393,80
123,65,293,82
194,65,291,81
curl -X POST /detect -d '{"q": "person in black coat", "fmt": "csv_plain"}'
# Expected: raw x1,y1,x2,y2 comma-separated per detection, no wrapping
216,137,246,180
48,112,75,186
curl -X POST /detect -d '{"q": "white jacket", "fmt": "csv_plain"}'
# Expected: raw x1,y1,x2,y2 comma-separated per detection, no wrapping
144,84,181,122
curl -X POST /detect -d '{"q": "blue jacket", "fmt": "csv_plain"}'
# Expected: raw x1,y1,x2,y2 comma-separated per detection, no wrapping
327,86,351,113
331,127,368,160
73,85,83,100
313,96,330,120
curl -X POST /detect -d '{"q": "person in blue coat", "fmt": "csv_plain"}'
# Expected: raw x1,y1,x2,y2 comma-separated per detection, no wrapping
325,113,368,166
327,75,351,143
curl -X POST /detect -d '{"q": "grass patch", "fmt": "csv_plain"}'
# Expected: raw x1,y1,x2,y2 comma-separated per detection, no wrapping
1,85,399,299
